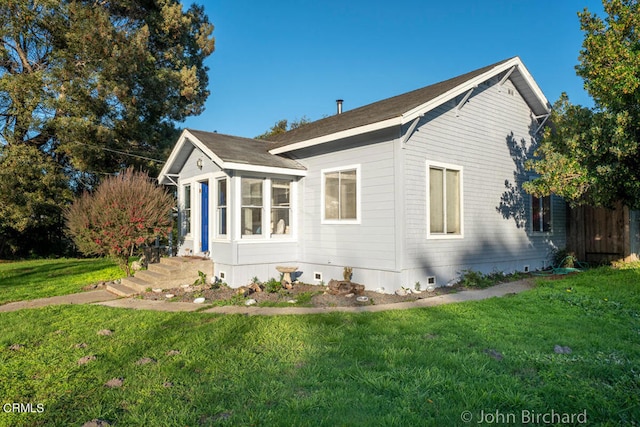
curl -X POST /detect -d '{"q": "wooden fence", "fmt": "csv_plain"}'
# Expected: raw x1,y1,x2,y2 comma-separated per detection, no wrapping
566,202,631,264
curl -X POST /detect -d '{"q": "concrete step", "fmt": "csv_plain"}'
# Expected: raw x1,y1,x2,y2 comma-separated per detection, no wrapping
106,282,138,297
134,269,170,284
120,276,153,293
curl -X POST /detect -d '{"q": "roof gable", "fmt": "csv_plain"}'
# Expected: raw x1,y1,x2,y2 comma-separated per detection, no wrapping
158,129,306,184
268,57,550,155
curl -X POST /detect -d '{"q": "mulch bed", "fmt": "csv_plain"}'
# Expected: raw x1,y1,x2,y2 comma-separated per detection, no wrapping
140,282,458,308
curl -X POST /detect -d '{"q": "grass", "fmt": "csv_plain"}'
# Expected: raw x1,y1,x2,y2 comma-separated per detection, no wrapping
0,263,639,425
0,258,124,305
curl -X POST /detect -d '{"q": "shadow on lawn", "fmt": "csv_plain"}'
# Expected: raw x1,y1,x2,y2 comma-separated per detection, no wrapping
0,259,120,292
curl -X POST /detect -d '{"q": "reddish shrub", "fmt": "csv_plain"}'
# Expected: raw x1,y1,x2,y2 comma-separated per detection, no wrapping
66,168,173,275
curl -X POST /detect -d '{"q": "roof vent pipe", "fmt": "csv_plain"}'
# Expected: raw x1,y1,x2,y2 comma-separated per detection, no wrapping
336,99,343,115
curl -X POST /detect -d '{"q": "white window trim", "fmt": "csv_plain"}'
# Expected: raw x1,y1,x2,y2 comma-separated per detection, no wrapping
529,193,554,235
214,176,230,241
181,181,194,238
235,175,298,243
426,161,464,240
321,164,362,225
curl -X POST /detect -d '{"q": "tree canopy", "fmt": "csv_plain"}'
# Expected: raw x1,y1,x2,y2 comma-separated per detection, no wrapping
0,0,214,257
525,0,640,208
1,0,214,178
256,116,311,140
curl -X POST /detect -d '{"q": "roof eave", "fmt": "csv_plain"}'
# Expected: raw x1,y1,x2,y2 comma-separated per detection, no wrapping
268,117,401,155
269,57,551,155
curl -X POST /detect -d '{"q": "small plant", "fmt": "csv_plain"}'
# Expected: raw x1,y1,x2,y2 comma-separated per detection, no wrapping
229,293,247,305
264,278,281,293
193,270,207,286
457,270,493,289
250,276,261,285
414,281,421,292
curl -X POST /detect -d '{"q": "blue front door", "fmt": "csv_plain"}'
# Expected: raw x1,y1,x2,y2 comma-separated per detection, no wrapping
201,182,209,253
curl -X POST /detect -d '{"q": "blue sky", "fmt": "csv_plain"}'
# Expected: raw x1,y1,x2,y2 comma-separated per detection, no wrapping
183,0,605,138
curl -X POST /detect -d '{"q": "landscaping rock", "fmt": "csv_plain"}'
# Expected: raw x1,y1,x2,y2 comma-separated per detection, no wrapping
78,355,97,365
165,294,175,299
554,345,572,354
236,286,251,297
104,377,124,388
166,350,181,356
248,283,263,293
287,299,297,304
135,357,156,365
97,329,113,336
193,297,205,304
82,419,112,427
9,344,24,351
245,299,257,306
483,349,504,361
327,279,365,296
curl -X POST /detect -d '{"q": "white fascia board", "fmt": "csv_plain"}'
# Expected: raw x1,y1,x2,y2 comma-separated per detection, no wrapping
269,57,551,155
268,117,401,155
224,162,307,176
512,59,552,113
401,57,551,123
182,129,227,169
158,132,187,185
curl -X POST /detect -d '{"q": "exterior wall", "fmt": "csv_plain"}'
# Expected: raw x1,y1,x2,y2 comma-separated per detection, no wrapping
401,77,566,287
286,128,400,286
176,146,223,256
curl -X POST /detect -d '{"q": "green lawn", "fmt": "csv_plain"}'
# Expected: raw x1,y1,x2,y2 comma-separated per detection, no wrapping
0,258,124,305
0,264,639,426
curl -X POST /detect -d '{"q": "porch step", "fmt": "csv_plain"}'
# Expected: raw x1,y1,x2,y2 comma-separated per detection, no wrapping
105,281,138,297
105,257,213,296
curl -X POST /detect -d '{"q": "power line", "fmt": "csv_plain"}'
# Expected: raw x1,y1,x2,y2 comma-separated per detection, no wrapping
74,141,165,163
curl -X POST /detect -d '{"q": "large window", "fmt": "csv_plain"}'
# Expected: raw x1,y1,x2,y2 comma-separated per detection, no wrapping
271,180,291,235
183,184,192,235
241,178,263,237
532,195,551,233
428,164,462,237
217,178,227,237
323,166,359,222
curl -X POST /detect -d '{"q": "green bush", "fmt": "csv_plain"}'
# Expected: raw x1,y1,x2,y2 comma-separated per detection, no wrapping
264,278,281,293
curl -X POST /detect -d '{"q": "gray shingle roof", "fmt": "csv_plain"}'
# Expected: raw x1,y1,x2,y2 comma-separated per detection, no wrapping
186,129,305,170
266,58,514,148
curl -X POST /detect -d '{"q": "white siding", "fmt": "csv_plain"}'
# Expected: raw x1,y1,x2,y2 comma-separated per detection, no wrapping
402,78,566,286
291,129,399,281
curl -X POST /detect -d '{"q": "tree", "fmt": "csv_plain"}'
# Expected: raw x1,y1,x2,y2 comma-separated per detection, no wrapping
66,168,174,276
0,144,72,257
0,0,213,255
256,116,311,140
525,0,640,208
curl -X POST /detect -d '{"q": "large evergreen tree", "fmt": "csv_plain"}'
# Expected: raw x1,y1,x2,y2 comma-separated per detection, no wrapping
525,0,640,208
0,0,214,256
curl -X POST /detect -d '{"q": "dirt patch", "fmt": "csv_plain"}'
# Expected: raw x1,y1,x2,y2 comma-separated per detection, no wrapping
140,282,458,308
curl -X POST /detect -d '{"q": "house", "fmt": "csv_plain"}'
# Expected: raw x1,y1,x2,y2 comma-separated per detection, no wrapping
158,56,567,292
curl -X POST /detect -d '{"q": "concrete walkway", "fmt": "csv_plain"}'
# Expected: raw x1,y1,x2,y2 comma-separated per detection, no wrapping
0,290,117,313
0,280,534,315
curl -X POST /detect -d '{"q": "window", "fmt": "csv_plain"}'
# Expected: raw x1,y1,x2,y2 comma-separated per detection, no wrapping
183,184,192,235
428,164,462,237
271,180,291,235
532,195,551,232
323,166,359,222
217,178,227,237
241,178,263,237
